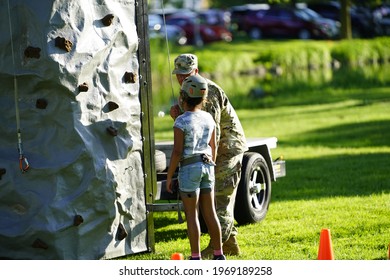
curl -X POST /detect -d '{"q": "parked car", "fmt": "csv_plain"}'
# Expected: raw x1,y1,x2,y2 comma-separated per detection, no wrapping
372,4,390,36
166,12,233,45
198,8,231,29
229,4,270,32
240,5,338,40
307,1,380,38
295,7,341,39
148,13,187,45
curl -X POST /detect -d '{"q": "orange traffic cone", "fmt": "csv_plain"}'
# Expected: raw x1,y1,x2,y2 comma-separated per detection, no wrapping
171,252,184,260
317,228,334,260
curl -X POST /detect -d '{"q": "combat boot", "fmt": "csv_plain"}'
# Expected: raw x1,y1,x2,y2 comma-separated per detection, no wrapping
202,235,241,258
222,235,241,256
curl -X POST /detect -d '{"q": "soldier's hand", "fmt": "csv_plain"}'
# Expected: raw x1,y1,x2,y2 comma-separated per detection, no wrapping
170,104,180,120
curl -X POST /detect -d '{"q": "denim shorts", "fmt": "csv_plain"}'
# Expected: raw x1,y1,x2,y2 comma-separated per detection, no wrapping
178,162,215,194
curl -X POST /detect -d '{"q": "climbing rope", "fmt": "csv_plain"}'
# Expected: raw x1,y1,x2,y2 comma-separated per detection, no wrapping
160,0,176,102
159,1,184,222
7,0,30,173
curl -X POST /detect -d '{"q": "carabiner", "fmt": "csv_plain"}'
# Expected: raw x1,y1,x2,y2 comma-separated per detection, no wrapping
19,155,30,173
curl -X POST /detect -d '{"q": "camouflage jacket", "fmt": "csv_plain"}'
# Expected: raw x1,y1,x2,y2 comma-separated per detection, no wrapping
203,78,248,157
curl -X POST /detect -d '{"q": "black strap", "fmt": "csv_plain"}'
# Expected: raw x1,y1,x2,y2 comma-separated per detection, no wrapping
180,154,203,167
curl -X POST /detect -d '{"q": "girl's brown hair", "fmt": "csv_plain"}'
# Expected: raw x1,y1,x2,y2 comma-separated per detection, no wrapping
180,90,205,109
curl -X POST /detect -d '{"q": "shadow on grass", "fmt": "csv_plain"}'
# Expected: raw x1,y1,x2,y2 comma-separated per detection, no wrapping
154,215,180,229
153,215,187,243
284,120,390,148
273,118,390,201
272,151,390,202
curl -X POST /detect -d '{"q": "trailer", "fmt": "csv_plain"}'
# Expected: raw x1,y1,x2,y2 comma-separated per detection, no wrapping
0,0,285,260
153,137,285,226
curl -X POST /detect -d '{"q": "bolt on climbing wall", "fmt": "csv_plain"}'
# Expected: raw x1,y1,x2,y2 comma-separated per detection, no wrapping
0,0,150,259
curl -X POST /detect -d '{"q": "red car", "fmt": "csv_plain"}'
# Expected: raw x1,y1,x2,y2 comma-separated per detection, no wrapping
241,6,336,40
166,12,232,45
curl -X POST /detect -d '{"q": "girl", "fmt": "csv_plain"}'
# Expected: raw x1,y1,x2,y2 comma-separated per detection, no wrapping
166,74,225,260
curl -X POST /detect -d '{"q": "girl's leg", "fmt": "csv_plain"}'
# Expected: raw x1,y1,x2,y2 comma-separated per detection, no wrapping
181,192,201,257
199,191,222,252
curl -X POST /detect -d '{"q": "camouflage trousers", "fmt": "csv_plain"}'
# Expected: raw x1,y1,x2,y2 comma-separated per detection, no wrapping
214,152,244,242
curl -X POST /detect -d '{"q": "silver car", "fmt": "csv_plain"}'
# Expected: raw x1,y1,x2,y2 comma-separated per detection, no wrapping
148,13,187,45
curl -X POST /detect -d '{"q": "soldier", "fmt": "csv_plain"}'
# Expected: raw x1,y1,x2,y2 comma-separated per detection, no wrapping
170,53,248,257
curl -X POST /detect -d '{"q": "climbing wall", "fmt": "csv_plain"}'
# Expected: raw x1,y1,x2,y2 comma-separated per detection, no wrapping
0,0,151,259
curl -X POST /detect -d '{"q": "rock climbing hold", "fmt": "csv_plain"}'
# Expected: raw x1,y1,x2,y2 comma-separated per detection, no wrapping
12,204,27,215
0,168,6,180
32,238,48,249
123,71,137,84
36,98,48,109
24,46,41,59
116,223,128,240
55,36,73,52
78,82,89,92
107,101,119,112
106,126,118,136
73,215,84,226
101,14,114,26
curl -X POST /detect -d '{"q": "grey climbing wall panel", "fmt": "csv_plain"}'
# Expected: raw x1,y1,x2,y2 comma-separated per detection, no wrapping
0,0,154,259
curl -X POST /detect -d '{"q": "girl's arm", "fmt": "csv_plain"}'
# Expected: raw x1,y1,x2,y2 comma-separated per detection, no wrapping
166,127,184,193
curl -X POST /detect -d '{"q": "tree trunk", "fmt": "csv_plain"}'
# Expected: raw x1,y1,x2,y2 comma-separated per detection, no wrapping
340,0,352,39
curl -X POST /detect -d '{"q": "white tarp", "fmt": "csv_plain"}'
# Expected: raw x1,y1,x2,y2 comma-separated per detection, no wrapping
0,0,149,259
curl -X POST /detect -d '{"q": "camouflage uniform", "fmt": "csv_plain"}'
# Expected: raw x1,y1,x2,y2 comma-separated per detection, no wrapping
203,79,248,242
172,53,248,251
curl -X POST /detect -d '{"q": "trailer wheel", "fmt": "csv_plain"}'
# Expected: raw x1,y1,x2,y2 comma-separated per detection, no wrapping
234,152,271,225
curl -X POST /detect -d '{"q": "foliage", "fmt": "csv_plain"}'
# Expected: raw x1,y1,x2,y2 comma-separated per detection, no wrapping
254,41,333,69
331,37,390,66
150,38,390,112
153,37,390,73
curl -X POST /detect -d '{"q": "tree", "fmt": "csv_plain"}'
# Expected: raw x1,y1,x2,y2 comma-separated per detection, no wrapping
340,0,352,39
